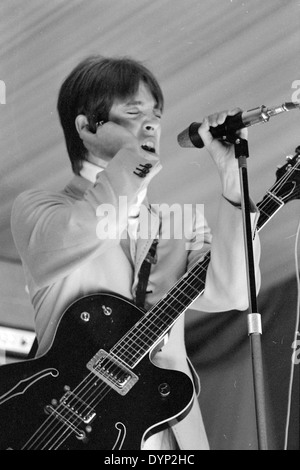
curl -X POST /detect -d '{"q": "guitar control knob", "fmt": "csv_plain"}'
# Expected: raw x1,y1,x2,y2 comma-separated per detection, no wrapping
158,383,171,397
80,311,90,322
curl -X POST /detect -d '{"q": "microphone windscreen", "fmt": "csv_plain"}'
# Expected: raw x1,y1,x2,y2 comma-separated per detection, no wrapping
177,122,204,148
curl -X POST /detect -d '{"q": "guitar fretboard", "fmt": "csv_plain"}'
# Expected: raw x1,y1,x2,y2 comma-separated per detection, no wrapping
111,155,299,368
111,252,210,368
256,191,283,231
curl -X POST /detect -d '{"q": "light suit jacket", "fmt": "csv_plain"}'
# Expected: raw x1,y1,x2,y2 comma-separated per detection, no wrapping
11,146,260,450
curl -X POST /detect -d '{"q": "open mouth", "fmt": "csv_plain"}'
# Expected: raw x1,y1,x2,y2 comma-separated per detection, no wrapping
141,142,156,154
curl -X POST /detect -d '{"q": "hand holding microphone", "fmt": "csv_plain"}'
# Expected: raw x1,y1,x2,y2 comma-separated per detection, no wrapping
194,109,249,193
177,101,300,204
177,102,300,149
197,108,247,151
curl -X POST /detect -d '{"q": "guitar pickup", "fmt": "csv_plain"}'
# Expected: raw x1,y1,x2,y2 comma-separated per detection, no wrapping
60,390,96,424
87,350,138,396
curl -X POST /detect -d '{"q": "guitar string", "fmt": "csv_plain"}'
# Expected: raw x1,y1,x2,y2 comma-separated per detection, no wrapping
76,159,300,446
253,157,300,219
22,372,115,449
20,195,288,448
22,258,210,449
34,264,206,449
22,166,298,449
22,175,292,448
249,159,300,238
112,266,207,365
114,155,300,363
25,173,293,448
267,157,299,199
111,164,299,364
69,157,300,402
22,155,300,449
50,260,209,449
23,300,202,446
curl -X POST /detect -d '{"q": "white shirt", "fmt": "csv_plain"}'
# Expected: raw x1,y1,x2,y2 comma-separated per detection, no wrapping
80,160,147,263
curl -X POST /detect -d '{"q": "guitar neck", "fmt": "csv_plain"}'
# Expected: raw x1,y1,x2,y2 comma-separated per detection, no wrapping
111,183,288,368
256,191,284,231
111,252,210,368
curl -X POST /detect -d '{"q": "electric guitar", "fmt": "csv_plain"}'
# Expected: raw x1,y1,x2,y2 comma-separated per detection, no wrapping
0,148,299,450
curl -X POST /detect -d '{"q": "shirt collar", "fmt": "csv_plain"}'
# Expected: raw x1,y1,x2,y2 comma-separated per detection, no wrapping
80,160,106,184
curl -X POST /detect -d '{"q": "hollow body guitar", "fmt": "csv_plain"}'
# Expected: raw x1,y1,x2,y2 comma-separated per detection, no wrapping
0,148,299,450
0,293,194,450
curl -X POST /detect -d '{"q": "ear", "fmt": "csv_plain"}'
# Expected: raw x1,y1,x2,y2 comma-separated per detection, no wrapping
75,114,90,137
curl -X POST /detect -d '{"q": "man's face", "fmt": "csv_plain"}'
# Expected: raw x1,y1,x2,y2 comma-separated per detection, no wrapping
108,81,162,156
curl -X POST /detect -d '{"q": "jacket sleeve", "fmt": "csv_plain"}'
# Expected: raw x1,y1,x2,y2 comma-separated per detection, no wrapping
11,148,161,288
187,196,261,312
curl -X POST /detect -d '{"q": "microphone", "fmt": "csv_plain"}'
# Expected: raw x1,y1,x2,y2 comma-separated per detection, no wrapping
177,102,300,148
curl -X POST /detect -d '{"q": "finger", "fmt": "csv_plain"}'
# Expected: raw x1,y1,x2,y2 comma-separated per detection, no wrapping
209,108,243,125
198,117,214,147
227,107,243,116
95,120,106,135
207,110,228,127
236,126,248,139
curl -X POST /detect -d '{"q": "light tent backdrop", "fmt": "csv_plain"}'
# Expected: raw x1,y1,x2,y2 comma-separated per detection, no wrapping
0,0,299,450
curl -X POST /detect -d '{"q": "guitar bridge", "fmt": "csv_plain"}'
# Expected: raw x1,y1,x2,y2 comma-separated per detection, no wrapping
87,350,138,396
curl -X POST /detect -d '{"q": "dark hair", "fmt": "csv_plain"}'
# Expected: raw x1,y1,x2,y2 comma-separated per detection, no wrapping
57,55,164,174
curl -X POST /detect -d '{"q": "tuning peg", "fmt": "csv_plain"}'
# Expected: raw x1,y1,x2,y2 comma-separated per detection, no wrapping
295,146,300,154
286,155,294,161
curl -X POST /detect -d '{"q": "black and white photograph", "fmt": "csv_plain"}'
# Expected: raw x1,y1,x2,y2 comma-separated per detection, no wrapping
0,0,299,452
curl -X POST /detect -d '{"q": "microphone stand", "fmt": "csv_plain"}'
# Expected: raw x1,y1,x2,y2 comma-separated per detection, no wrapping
231,134,268,450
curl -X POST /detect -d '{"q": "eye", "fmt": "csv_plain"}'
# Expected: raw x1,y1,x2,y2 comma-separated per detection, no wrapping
126,108,140,116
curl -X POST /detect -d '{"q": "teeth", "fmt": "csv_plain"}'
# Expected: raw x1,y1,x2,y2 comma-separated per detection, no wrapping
141,142,156,153
144,141,154,148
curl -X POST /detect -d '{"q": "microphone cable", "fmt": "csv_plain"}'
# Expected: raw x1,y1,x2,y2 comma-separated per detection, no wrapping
283,214,300,450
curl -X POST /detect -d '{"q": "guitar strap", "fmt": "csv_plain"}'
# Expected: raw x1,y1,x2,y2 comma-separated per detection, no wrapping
135,237,159,309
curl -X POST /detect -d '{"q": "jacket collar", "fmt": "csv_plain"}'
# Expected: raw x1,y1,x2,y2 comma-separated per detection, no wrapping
62,160,104,199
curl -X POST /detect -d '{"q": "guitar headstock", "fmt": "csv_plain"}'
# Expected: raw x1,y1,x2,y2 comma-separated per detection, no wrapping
272,146,300,204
